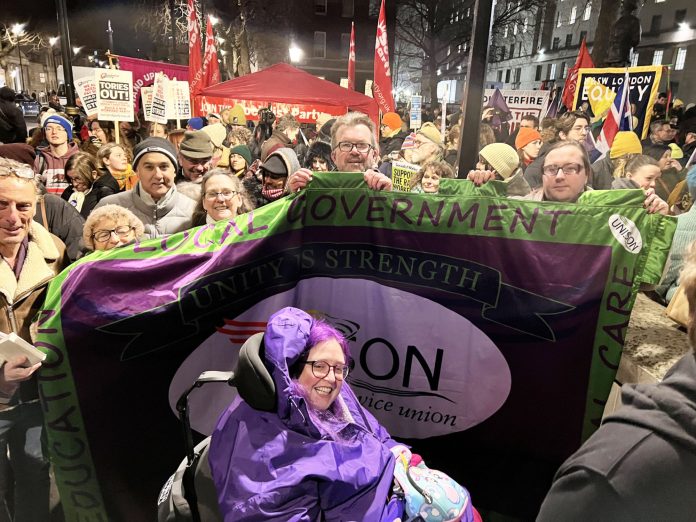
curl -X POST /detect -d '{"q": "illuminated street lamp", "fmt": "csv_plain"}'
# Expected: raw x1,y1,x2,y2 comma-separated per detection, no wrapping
209,15,219,26
11,23,26,92
289,44,303,63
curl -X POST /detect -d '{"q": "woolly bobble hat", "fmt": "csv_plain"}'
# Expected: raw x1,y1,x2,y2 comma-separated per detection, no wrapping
515,127,542,151
479,143,520,180
610,131,642,159
417,122,443,147
43,114,73,140
132,137,178,170
229,145,252,166
186,117,206,130
382,112,403,132
201,123,227,148
668,143,684,159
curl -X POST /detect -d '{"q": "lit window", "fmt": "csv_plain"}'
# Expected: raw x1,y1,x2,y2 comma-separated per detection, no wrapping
466,8,471,17
504,26,508,37
562,62,568,77
550,63,557,80
652,49,663,65
675,48,687,70
557,13,562,27
655,0,665,3
570,6,577,24
583,2,592,20
514,23,518,35
631,52,639,67
523,19,529,33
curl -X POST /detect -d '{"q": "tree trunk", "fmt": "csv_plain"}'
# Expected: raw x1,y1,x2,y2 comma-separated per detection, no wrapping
591,1,621,66
236,28,251,76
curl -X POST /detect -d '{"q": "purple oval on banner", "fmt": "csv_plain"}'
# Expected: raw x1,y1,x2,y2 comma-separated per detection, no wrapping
170,277,511,438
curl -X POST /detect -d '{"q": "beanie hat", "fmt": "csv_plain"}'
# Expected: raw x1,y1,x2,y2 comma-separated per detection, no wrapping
226,105,247,126
382,112,403,132
0,144,36,166
132,137,178,170
201,123,227,148
515,127,542,151
673,98,684,109
479,143,519,180
207,112,221,121
262,147,301,177
417,122,443,147
229,145,252,166
179,130,214,159
610,131,642,159
668,143,684,160
43,114,73,140
186,117,205,130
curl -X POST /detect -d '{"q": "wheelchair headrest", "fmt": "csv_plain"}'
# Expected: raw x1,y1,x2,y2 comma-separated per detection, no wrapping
232,332,276,412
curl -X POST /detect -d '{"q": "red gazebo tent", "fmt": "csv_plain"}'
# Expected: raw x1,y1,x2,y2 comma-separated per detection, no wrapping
193,63,380,126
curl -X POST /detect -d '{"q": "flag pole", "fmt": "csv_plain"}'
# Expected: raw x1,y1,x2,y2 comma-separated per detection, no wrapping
456,0,494,178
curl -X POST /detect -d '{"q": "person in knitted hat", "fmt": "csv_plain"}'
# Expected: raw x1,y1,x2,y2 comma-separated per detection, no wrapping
187,117,206,131
515,127,543,171
379,112,408,160
229,145,252,178
408,122,444,165
35,113,80,195
248,147,301,206
469,142,531,197
224,105,247,127
177,130,215,183
201,122,229,168
591,131,643,190
207,112,222,125
95,137,195,238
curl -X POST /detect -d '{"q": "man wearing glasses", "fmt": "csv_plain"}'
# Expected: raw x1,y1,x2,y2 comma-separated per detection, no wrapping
96,137,195,238
526,141,666,213
287,112,393,192
0,157,68,521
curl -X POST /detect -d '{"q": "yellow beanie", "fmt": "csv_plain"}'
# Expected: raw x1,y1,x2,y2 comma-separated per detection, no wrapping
669,143,684,159
610,131,642,159
417,122,443,147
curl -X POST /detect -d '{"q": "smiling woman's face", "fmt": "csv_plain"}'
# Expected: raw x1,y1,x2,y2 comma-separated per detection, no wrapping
297,339,346,411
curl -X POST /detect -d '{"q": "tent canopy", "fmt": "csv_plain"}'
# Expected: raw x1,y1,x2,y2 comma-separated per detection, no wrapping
197,63,379,125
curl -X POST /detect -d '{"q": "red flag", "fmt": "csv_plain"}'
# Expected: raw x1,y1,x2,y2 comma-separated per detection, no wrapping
202,16,221,88
561,38,594,110
187,0,203,96
348,22,356,90
373,0,395,113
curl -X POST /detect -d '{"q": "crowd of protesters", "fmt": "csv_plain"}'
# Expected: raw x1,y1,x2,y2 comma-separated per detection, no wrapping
0,81,696,520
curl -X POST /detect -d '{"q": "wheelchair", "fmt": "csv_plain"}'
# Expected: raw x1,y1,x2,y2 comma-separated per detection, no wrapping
157,333,275,522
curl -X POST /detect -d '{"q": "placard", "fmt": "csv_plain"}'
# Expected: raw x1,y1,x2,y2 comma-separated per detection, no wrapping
482,89,550,132
150,72,168,125
410,95,422,130
141,86,154,122
75,76,98,117
392,160,420,192
171,80,192,120
96,69,134,122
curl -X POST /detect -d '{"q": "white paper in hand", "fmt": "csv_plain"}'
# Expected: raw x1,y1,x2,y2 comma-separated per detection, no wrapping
0,332,46,366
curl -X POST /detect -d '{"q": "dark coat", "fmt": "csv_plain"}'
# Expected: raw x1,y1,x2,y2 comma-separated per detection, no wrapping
61,172,120,218
33,193,85,262
538,352,696,522
0,98,27,144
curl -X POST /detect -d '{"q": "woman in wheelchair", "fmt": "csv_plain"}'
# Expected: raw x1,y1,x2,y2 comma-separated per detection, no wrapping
208,307,399,521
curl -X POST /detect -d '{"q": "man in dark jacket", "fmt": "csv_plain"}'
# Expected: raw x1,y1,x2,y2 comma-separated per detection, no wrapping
538,244,696,520
0,87,27,145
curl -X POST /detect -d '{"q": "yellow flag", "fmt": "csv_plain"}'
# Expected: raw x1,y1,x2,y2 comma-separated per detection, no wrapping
585,78,616,119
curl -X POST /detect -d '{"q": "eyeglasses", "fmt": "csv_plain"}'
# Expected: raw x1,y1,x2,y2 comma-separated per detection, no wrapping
181,156,211,166
92,226,135,243
0,166,35,180
542,163,585,177
304,360,351,380
204,190,238,200
335,142,373,153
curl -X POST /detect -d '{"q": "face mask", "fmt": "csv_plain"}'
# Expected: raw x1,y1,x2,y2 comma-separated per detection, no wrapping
261,185,285,201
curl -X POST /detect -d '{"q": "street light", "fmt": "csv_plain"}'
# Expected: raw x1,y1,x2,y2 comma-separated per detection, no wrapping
11,23,26,92
209,15,219,26
289,44,303,63
72,46,82,55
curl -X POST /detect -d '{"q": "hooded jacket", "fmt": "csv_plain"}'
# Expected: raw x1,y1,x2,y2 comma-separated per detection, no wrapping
209,307,397,522
34,141,80,195
537,352,696,521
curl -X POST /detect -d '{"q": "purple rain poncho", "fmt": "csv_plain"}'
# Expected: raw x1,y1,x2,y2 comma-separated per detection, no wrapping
208,307,398,521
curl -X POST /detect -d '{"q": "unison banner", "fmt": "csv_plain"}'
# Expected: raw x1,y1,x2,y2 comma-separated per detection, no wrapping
35,177,674,521
572,66,663,139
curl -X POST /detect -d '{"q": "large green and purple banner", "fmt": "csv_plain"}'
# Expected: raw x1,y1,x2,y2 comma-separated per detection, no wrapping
34,175,675,521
